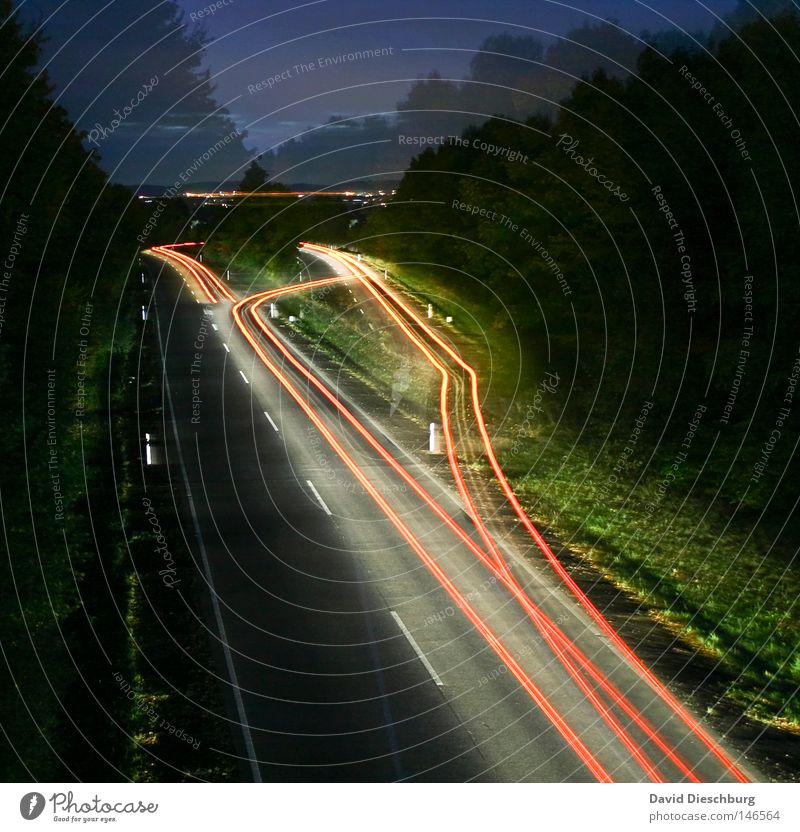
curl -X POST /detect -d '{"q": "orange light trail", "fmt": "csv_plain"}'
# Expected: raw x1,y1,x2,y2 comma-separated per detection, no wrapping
231,289,614,783
303,243,749,784
239,278,699,783
149,245,218,303
180,191,375,198
152,244,237,303
147,241,746,782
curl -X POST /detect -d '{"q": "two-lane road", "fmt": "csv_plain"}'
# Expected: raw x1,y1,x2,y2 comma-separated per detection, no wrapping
141,244,755,783
144,252,605,781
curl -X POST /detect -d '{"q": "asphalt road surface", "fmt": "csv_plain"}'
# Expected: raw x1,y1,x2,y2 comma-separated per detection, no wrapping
142,247,756,783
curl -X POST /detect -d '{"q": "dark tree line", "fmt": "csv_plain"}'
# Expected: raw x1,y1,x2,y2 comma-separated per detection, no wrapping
0,1,203,780
0,0,141,779
362,11,800,519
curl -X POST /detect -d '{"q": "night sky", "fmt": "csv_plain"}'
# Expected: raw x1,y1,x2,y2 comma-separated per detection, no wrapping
181,0,738,146
22,0,738,185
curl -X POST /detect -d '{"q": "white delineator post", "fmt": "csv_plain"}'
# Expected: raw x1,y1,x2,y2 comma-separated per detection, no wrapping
429,422,441,454
269,303,278,319
427,303,433,319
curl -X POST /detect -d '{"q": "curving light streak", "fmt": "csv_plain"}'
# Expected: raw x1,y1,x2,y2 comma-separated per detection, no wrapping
303,242,749,784
149,245,218,304
150,242,744,782
231,291,614,783
240,280,700,783
152,244,237,303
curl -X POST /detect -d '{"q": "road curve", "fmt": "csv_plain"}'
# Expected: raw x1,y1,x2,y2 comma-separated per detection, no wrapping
142,242,756,783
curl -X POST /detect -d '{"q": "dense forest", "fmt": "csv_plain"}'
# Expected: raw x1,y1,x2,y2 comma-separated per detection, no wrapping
0,0,140,779
366,13,798,435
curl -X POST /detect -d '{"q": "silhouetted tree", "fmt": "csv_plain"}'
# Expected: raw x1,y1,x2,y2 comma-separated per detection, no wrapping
21,0,251,186
240,159,270,192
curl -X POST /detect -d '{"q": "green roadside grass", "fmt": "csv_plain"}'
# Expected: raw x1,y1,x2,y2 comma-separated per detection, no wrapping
283,284,440,422
204,243,441,422
504,436,800,727
202,247,293,297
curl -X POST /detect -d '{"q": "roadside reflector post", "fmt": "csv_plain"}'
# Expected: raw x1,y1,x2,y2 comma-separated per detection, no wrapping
446,315,453,323
429,422,441,454
225,269,230,281
198,252,203,262
357,253,362,261
427,303,433,319
141,305,148,321
269,303,278,319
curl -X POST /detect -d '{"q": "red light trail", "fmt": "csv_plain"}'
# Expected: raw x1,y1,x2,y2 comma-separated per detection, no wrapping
230,289,615,783
151,244,236,303
240,279,695,783
149,241,749,783
302,243,749,784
